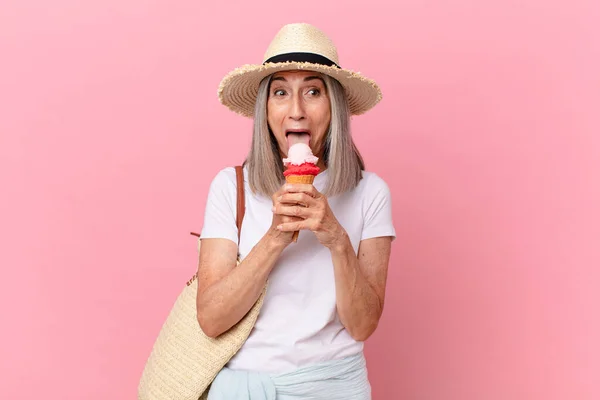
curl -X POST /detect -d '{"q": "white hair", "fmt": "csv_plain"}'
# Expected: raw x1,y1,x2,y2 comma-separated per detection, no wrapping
244,73,364,198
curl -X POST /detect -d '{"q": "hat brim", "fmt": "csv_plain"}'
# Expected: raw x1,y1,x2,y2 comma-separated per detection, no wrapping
217,61,382,118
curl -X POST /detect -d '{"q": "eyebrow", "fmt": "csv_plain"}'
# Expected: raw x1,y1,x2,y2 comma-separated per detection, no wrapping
271,75,325,84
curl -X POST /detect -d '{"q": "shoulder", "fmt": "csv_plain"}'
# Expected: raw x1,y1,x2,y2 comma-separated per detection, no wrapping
203,167,240,205
357,170,392,195
208,167,238,189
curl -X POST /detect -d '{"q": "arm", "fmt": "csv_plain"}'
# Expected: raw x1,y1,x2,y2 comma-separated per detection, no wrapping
274,179,395,341
329,234,392,341
196,233,286,338
196,183,297,338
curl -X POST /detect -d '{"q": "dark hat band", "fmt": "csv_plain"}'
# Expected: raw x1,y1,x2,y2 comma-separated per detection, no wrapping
263,52,340,68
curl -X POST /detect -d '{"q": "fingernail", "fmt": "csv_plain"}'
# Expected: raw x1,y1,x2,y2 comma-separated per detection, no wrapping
277,225,282,230
277,196,282,201
271,206,276,212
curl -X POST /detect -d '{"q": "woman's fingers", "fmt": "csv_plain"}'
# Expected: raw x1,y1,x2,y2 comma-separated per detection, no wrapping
271,186,288,203
271,184,324,232
283,183,320,198
272,204,310,219
278,192,317,207
276,219,316,232
272,185,327,225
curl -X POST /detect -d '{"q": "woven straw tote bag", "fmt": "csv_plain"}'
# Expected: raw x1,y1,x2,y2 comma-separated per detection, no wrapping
138,166,267,400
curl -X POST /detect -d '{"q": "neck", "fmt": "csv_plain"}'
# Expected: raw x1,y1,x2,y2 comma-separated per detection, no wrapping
316,159,327,174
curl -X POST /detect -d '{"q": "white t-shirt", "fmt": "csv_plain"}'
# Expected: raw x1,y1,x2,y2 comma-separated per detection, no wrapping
199,166,396,373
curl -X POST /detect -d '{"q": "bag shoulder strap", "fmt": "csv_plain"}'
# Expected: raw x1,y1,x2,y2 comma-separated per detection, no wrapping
234,165,245,244
190,165,245,242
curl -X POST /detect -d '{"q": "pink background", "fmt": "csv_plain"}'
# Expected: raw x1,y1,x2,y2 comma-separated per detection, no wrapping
1,1,599,399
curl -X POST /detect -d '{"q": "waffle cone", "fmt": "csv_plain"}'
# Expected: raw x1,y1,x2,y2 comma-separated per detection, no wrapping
285,174,316,185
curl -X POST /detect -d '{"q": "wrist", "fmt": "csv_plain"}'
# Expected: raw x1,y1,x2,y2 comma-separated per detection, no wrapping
264,228,290,252
328,229,351,254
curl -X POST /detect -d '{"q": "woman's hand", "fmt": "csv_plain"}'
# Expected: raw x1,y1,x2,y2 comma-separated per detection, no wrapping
272,183,346,249
267,185,301,247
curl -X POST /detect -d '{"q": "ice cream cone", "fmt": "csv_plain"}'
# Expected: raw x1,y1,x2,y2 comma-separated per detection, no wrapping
285,174,315,241
282,142,320,243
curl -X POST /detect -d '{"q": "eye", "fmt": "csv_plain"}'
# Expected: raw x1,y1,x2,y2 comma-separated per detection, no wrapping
273,89,286,96
307,88,321,96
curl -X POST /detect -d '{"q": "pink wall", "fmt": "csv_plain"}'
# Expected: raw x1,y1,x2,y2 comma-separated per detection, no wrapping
1,1,599,399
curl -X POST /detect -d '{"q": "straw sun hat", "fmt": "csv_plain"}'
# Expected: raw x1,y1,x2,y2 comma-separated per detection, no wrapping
217,23,382,118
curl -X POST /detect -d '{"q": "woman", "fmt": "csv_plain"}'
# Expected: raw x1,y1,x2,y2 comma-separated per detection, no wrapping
196,23,396,399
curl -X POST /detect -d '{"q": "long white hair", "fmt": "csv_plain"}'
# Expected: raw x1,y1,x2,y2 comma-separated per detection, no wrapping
244,73,364,198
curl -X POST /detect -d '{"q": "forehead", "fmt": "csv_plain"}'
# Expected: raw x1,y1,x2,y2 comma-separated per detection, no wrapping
271,70,325,83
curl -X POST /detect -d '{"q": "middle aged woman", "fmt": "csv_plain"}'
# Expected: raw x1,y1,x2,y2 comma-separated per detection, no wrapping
196,22,396,400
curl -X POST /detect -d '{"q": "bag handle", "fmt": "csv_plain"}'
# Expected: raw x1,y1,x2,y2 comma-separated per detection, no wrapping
234,165,245,243
190,165,245,243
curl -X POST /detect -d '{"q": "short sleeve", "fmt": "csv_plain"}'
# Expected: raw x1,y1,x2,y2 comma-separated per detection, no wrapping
199,168,239,245
361,174,396,241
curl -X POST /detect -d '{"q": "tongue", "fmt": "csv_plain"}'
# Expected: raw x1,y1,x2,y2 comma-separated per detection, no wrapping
286,132,310,148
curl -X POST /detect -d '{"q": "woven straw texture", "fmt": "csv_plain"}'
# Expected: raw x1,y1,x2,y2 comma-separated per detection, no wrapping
218,23,382,118
263,22,339,64
138,249,267,400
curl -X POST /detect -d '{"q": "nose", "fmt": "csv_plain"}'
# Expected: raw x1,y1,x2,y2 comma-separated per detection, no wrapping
288,93,306,121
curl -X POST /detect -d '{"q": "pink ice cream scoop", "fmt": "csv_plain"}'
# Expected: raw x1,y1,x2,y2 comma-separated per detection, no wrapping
283,143,319,166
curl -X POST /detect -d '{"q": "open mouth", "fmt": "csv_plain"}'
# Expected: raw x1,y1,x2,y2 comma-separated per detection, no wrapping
285,130,311,147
